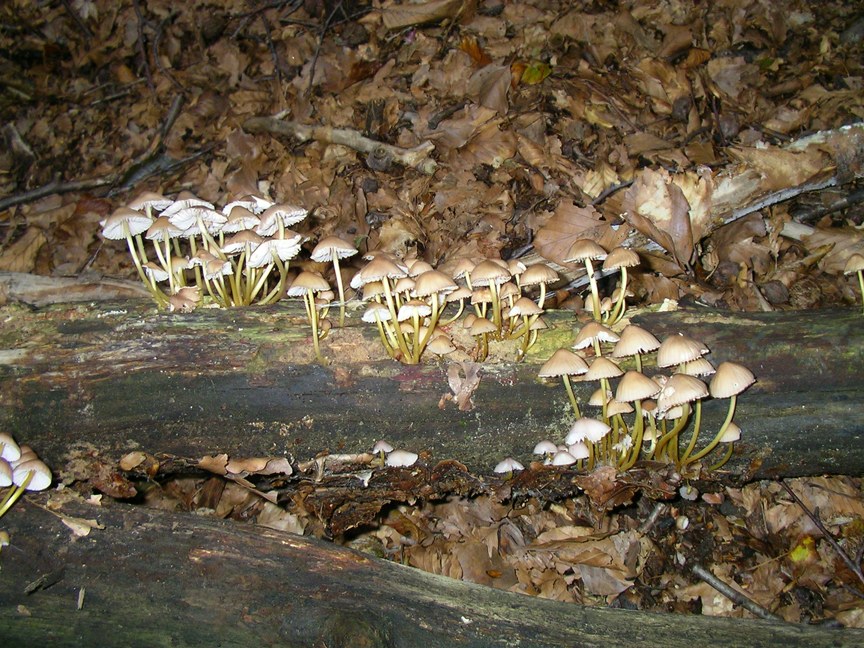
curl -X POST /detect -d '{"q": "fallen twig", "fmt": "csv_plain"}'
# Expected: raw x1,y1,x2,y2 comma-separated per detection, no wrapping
243,116,438,174
690,563,784,622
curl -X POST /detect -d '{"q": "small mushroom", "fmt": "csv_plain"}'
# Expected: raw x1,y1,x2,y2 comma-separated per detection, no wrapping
385,449,419,468
845,252,864,314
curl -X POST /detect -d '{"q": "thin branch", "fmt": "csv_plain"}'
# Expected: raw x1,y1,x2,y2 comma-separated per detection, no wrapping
690,563,785,622
243,116,437,174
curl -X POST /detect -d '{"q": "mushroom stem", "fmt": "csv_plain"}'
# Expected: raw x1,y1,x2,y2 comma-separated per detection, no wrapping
303,291,326,364
584,258,601,321
0,470,33,518
681,395,736,467
259,255,288,305
857,269,864,315
677,399,703,468
708,443,735,470
620,400,644,471
331,253,348,327
606,267,629,324
561,374,581,419
654,404,691,462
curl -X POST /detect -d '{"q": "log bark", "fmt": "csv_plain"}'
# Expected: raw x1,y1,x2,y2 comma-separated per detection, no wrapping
0,288,861,481
1,498,861,647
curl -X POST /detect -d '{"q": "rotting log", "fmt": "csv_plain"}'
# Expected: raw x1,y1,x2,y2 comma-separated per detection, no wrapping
1,498,861,647
0,283,862,481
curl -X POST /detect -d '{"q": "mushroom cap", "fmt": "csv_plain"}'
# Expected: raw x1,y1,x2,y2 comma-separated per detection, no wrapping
12,458,52,491
145,216,185,242
127,191,173,213
0,432,21,462
551,450,577,466
357,256,408,285
606,399,634,416
583,356,623,381
449,257,477,282
221,206,261,233
101,207,154,239
222,195,273,216
221,230,264,255
143,262,170,282
588,387,611,407
493,457,524,473
508,297,543,317
602,246,640,271
844,252,864,274
719,421,742,442
709,362,756,398
257,203,308,235
371,439,394,454
445,286,472,303
386,449,419,467
161,193,215,217
566,417,611,444
567,441,590,460
520,263,558,287
310,236,359,262
470,260,511,287
656,373,709,412
469,317,498,336
426,335,456,355
362,302,392,323
532,440,558,455
287,271,331,296
680,357,716,377
538,348,590,378
393,277,416,295
616,370,661,402
499,282,520,301
656,334,709,367
407,259,435,277
413,269,458,297
398,299,432,321
573,322,619,349
564,239,607,263
470,288,494,305
612,325,661,357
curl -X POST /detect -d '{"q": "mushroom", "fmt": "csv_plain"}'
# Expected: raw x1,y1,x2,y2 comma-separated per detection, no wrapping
679,362,755,468
287,271,332,364
844,252,864,315
520,263,558,309
469,260,511,334
654,374,709,464
310,236,359,327
532,440,558,459
538,348,590,418
615,371,661,469
493,457,524,478
0,432,21,463
386,449,419,468
573,321,619,358
657,334,709,373
371,439,394,463
564,239,607,321
611,325,661,372
602,247,640,324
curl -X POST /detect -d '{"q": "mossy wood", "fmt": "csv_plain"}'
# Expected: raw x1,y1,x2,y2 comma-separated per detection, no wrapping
0,291,861,480
1,499,861,647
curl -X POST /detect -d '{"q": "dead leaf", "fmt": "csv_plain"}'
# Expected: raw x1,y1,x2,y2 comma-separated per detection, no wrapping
0,227,47,273
61,515,105,539
533,201,628,267
382,0,464,30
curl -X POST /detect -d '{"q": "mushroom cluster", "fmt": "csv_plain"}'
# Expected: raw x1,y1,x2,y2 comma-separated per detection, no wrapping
352,253,559,364
101,191,312,310
538,323,755,473
0,432,52,524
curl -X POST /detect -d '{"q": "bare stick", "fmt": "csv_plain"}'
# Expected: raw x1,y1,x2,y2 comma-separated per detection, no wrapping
690,563,784,622
244,117,437,174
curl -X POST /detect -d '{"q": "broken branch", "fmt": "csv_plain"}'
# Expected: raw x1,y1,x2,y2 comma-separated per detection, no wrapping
243,116,438,175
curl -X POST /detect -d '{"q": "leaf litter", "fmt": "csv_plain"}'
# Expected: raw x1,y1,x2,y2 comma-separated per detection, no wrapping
2,0,864,628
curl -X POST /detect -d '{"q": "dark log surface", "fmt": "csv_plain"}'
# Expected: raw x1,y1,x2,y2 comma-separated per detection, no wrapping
0,290,861,480
1,498,862,647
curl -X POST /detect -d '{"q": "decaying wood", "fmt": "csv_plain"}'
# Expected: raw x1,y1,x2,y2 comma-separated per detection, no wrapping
0,293,861,483
1,498,861,647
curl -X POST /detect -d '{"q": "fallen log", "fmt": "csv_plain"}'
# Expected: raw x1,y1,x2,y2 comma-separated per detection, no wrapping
0,498,861,647
0,290,861,482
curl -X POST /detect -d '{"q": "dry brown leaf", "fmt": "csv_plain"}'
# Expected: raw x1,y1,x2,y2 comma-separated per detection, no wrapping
61,515,105,539
533,201,628,266
0,227,47,273
198,454,229,475
467,64,511,115
621,168,694,268
382,0,464,30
